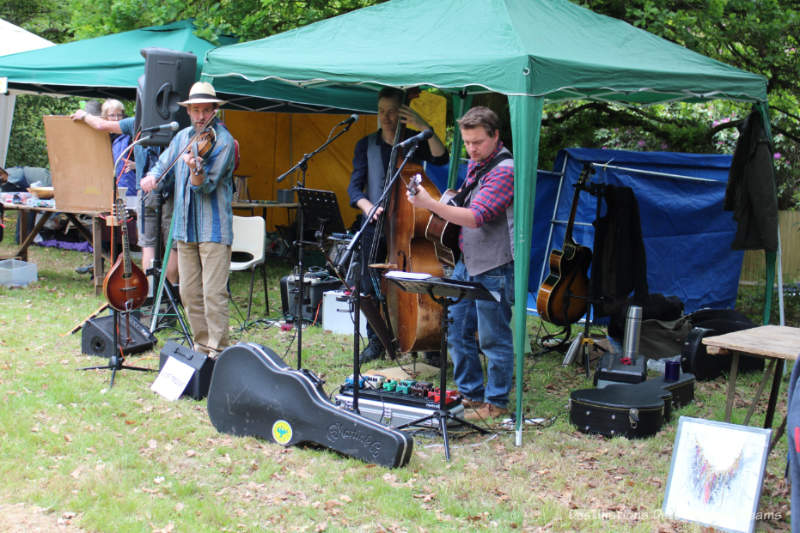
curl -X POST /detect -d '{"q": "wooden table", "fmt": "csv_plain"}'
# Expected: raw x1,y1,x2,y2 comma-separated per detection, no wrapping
1,202,106,295
702,325,799,428
232,200,298,220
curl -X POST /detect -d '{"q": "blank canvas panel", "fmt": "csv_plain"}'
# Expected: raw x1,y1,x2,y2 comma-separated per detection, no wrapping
43,115,115,212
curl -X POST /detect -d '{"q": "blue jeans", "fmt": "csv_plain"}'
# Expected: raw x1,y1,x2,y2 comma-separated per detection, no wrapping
447,260,514,408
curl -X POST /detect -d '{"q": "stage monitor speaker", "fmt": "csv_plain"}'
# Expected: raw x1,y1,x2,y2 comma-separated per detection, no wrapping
136,47,197,146
81,314,157,358
159,341,215,400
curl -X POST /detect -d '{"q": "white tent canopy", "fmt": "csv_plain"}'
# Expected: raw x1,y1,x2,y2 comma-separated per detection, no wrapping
0,18,54,167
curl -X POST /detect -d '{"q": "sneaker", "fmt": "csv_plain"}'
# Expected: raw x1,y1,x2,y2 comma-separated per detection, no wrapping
359,336,385,364
464,403,509,422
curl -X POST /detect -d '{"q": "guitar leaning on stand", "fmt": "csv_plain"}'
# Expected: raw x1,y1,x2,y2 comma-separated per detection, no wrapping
536,165,593,326
104,198,148,312
80,198,154,388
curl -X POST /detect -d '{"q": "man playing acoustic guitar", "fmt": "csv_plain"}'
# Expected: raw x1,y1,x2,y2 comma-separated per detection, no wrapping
406,106,514,422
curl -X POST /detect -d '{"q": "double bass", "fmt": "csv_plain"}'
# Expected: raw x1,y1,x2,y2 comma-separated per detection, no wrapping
365,90,446,354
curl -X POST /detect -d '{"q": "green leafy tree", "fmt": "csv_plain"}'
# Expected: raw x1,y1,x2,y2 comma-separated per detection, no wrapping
561,0,800,208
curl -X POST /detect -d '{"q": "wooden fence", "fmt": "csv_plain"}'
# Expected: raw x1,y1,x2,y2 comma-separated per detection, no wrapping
740,210,800,284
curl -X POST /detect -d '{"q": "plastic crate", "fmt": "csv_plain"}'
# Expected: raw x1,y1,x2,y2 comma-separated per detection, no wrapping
0,259,37,287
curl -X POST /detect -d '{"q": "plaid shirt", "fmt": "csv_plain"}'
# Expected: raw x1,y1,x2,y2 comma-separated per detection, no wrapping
462,141,514,226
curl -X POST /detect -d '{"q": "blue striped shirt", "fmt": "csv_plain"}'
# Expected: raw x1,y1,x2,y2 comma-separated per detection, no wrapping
149,119,235,245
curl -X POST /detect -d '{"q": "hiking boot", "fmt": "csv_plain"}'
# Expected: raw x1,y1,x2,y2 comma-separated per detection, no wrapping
359,335,385,364
460,398,484,409
464,403,509,422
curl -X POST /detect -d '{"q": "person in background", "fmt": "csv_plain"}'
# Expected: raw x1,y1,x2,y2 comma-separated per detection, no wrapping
347,86,448,363
71,103,178,285
99,99,137,198
406,106,515,422
141,82,235,357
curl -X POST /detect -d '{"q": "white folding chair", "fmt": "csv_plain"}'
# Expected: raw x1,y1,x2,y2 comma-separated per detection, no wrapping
230,215,268,321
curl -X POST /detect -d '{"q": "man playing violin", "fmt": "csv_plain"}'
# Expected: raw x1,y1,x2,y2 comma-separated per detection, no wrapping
141,81,236,357
406,106,515,422
347,87,449,363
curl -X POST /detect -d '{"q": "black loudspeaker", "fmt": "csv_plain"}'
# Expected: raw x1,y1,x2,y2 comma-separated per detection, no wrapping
158,341,215,400
136,47,197,146
81,314,156,358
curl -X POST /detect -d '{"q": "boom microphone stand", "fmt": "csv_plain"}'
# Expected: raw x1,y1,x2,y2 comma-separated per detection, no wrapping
334,142,422,413
276,117,356,369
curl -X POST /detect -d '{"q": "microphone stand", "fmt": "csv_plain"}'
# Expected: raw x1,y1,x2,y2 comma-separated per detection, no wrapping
277,121,355,370
335,142,421,414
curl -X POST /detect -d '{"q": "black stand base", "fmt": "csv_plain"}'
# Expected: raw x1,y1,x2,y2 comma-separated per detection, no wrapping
79,354,154,389
395,407,487,462
79,309,156,389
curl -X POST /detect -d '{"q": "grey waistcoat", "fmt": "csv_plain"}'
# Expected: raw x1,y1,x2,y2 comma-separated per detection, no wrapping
461,151,514,276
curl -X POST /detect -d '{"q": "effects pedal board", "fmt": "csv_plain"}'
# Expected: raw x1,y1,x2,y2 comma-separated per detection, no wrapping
335,380,464,428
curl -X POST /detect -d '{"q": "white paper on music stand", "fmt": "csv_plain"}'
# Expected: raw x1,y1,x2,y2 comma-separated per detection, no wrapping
150,356,195,401
385,270,431,281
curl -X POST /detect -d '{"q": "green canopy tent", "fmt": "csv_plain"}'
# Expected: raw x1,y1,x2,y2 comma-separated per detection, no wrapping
0,19,364,114
202,0,773,443
0,20,224,101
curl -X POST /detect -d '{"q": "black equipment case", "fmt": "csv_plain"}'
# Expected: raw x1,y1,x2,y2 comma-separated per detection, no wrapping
158,341,215,400
570,372,695,437
207,343,413,468
570,385,666,438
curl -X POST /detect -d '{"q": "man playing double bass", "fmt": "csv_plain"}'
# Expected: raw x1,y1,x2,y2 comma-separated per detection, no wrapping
347,87,449,363
406,106,515,422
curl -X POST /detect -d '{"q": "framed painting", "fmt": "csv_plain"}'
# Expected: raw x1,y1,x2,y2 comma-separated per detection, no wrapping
663,416,771,533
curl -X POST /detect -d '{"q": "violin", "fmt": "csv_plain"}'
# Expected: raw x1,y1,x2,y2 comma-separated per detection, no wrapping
151,122,217,186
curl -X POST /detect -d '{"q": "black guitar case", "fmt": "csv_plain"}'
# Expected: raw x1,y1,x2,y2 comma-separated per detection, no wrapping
681,308,763,380
569,386,666,438
206,343,413,468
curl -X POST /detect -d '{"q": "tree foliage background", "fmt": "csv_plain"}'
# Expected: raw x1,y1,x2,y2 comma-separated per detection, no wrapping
3,0,798,207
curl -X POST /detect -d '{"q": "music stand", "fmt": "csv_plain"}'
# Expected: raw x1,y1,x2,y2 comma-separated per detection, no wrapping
295,188,346,237
386,273,494,461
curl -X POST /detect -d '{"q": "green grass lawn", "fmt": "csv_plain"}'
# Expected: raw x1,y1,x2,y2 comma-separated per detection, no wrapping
0,219,792,532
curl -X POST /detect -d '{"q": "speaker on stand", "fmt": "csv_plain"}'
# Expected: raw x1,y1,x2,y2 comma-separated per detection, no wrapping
135,47,197,146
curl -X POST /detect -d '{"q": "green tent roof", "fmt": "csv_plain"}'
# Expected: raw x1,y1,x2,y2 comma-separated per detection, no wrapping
0,20,226,101
204,0,767,107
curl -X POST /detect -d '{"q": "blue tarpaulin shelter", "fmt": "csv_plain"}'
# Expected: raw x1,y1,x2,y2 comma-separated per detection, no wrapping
531,148,740,316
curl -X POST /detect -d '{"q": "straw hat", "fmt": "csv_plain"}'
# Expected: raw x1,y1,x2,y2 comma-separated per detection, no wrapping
179,81,225,107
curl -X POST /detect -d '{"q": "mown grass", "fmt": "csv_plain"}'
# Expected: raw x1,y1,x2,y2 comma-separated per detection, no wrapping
0,216,793,532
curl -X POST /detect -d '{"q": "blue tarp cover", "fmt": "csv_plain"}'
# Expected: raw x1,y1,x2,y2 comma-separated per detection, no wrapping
531,148,742,314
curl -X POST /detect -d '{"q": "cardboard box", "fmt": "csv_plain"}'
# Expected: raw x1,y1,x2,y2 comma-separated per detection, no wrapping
322,290,367,336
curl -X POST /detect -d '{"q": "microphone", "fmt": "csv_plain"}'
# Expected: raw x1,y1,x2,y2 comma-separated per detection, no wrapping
142,121,180,133
337,114,359,127
395,129,433,150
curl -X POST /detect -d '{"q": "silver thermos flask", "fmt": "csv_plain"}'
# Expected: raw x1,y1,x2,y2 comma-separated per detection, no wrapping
621,305,643,360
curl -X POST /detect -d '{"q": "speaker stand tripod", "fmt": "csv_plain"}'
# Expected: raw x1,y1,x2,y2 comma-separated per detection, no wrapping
147,193,192,346
386,274,493,461
79,309,155,389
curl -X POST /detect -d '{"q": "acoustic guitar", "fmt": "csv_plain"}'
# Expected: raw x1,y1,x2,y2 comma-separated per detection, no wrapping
424,188,460,268
536,166,592,326
103,198,148,312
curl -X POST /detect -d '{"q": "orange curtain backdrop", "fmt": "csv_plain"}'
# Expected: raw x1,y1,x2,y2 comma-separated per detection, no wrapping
222,110,375,231
221,90,445,232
